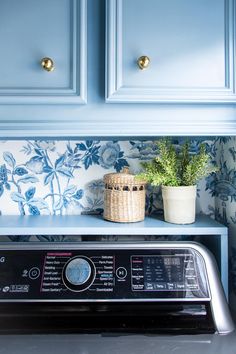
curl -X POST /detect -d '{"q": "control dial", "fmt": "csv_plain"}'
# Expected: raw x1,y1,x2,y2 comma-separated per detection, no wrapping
62,256,96,292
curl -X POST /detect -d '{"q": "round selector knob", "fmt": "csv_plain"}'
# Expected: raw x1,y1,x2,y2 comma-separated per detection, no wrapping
62,256,96,292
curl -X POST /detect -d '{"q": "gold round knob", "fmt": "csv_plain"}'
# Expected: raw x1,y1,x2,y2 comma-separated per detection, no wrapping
41,57,55,72
137,56,150,70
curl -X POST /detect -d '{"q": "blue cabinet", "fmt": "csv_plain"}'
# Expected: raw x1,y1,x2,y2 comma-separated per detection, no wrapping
106,0,236,103
0,0,87,104
1,0,236,136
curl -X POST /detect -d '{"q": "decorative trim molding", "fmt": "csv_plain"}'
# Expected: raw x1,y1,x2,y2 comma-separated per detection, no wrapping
0,0,87,105
106,0,236,103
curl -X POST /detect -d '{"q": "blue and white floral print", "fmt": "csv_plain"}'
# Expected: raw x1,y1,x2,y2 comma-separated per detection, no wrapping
98,141,129,171
0,140,131,216
127,141,158,160
0,138,218,216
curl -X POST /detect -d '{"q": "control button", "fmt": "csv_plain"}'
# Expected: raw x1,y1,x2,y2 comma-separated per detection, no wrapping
116,267,127,279
176,283,185,290
62,256,96,292
29,267,40,280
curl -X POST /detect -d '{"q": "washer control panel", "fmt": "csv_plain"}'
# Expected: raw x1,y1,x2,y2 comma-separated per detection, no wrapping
0,244,210,301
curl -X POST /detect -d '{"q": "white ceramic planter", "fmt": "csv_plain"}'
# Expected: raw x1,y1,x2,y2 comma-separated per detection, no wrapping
162,185,197,224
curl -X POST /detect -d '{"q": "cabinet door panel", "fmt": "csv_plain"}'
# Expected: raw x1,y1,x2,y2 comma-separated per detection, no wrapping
0,0,87,104
106,0,235,103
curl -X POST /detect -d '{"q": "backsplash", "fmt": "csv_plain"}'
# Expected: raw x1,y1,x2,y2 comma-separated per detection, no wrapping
0,139,216,216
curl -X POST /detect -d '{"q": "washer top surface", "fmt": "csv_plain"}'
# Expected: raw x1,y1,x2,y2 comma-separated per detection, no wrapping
0,333,236,354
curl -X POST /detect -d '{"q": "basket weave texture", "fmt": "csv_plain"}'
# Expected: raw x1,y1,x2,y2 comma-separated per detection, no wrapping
103,168,146,223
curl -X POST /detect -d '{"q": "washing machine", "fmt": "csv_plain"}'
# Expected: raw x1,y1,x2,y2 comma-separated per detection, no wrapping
0,241,234,354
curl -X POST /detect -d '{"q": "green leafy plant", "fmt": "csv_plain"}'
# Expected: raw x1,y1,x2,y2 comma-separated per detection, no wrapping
137,139,217,186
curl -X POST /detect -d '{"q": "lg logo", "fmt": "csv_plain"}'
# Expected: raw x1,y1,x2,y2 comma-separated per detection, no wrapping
0,257,5,263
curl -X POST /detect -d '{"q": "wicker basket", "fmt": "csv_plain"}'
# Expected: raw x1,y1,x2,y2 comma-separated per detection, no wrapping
103,168,146,223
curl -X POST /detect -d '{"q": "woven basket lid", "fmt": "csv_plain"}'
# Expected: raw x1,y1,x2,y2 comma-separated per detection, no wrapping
103,167,146,185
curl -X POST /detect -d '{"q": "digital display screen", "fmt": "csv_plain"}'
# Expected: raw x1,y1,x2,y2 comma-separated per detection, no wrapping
163,257,181,266
131,254,199,292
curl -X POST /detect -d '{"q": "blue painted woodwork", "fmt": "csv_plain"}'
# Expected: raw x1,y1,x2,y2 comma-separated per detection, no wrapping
0,0,87,104
0,214,228,298
106,0,236,103
1,0,236,136
0,214,226,235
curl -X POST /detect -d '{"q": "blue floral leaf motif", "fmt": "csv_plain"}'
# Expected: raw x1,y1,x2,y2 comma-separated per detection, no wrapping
70,152,81,159
73,189,84,200
86,140,93,148
34,148,43,157
86,196,94,206
35,140,56,152
217,137,231,144
3,152,16,168
25,187,36,201
129,141,136,146
18,175,39,184
20,144,32,156
90,146,100,165
29,198,49,210
92,140,101,145
43,165,53,173
229,147,236,162
55,155,65,169
36,235,66,242
84,156,92,170
57,168,73,178
36,235,52,242
0,184,3,197
67,143,73,154
11,192,25,202
92,154,99,164
87,180,104,193
44,172,55,185
14,167,28,176
114,159,129,172
91,146,100,153
76,143,87,151
119,152,124,158
64,185,77,196
8,235,31,242
0,164,8,184
26,156,44,174
63,197,69,208
53,197,64,211
28,204,40,215
5,183,10,190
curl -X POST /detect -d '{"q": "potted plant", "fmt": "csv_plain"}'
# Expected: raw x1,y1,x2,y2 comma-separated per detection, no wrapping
138,139,217,224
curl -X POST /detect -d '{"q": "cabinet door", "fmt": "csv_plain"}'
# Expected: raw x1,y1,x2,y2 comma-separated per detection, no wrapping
0,0,86,104
106,0,235,103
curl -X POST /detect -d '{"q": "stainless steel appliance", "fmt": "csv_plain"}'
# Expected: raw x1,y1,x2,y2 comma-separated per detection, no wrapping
0,242,234,335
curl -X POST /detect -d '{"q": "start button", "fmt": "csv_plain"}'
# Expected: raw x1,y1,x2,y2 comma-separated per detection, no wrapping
116,267,127,279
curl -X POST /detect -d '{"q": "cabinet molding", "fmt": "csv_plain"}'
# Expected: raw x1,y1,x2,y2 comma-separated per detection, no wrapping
0,0,87,105
106,0,236,103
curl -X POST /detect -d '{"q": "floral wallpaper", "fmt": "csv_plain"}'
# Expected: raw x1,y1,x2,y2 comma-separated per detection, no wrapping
0,139,216,217
212,137,236,316
1,137,236,313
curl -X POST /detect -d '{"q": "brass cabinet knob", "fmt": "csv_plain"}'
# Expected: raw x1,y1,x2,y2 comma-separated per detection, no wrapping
137,56,150,70
41,57,55,72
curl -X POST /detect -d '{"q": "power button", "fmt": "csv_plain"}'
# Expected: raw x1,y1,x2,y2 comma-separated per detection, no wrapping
29,267,40,280
116,267,127,279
